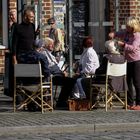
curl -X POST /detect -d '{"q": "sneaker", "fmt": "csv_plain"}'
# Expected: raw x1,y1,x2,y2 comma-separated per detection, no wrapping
131,105,140,110
73,92,80,99
127,105,136,110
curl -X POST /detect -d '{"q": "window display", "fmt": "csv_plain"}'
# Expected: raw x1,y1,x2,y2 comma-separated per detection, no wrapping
72,0,89,55
53,0,65,29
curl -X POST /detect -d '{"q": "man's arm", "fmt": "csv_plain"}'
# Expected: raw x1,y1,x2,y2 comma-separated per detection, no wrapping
12,25,18,64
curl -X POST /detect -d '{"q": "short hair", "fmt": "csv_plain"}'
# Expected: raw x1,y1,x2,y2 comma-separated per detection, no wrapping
47,17,55,24
82,36,94,48
126,16,140,32
9,9,16,14
33,39,44,49
43,37,54,47
23,7,34,17
105,40,120,54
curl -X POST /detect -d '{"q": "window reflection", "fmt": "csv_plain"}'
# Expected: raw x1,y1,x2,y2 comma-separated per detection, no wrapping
0,1,2,44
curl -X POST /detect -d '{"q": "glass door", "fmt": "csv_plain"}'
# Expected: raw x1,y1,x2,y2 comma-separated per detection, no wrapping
89,0,112,54
0,0,8,48
0,2,2,45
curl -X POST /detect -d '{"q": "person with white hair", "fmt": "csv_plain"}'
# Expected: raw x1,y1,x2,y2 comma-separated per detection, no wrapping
104,31,123,55
9,9,17,28
35,37,76,109
9,9,17,51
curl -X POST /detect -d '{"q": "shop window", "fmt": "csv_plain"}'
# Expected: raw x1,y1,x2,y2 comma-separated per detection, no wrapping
0,1,2,44
53,0,65,30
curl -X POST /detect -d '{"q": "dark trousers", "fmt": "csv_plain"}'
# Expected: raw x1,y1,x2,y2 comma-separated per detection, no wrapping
52,76,76,103
127,60,140,106
81,78,91,99
4,52,14,97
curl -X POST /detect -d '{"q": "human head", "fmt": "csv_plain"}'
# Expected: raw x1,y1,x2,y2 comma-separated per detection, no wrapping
47,17,56,28
105,40,120,54
126,16,140,33
43,37,54,51
33,39,44,52
108,32,115,40
82,36,94,48
23,8,35,23
9,9,17,23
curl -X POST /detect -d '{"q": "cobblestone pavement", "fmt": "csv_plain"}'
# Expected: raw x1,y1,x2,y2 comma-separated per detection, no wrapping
0,93,140,140
0,130,140,140
0,110,140,140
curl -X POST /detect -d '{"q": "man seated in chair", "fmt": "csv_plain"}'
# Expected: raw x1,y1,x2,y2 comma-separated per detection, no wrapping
34,38,76,109
17,43,50,81
15,41,51,111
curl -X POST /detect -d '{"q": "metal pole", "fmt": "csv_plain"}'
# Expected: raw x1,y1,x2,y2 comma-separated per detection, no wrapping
115,0,119,31
68,0,73,77
38,0,42,39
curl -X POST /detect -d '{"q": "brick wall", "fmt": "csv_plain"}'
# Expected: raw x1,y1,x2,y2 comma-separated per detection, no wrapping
0,51,5,74
8,0,140,42
110,0,140,29
8,0,53,39
0,0,16,74
41,0,53,38
1,0,139,75
9,0,16,9
0,0,53,74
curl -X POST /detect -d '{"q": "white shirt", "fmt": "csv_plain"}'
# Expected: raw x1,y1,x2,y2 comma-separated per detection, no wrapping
79,47,100,74
41,49,58,67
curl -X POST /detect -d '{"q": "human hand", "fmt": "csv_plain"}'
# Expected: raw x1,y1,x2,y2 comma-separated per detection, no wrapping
72,72,80,78
35,25,40,35
117,41,125,47
12,55,17,64
63,71,69,77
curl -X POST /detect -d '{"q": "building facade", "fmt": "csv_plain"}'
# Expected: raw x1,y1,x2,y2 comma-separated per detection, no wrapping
0,0,140,77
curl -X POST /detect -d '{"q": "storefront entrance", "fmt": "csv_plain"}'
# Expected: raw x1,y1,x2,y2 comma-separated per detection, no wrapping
0,0,8,47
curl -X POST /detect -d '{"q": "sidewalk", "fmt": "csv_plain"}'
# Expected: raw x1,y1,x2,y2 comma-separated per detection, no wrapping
0,94,140,136
0,110,140,135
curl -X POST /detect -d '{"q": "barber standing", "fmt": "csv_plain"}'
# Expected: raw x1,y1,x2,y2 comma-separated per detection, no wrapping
12,7,38,64
118,17,140,110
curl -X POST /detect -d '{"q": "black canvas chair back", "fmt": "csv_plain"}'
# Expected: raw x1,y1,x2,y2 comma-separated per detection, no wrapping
14,63,53,113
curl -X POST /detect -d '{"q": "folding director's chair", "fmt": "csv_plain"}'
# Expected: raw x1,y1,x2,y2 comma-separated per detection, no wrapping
90,60,127,111
14,63,53,113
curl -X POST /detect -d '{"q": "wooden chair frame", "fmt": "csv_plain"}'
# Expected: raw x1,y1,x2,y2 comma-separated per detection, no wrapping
90,61,127,111
14,63,53,113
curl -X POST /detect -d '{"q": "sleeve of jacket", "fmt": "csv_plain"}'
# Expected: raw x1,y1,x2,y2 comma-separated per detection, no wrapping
39,54,51,79
12,24,18,56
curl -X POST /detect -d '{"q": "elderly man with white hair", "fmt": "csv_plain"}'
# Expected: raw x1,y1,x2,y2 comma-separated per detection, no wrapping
35,38,76,109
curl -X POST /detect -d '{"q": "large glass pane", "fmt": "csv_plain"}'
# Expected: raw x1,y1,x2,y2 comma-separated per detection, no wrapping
0,1,2,44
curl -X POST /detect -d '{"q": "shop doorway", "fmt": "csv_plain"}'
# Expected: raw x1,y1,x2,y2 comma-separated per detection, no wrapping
89,0,112,54
0,0,8,47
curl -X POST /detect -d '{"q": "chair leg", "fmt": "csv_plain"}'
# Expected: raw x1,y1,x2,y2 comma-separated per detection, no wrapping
125,91,127,110
13,90,16,112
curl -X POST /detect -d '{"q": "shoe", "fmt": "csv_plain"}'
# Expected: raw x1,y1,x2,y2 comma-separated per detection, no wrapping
73,92,80,99
131,105,140,110
127,105,135,110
